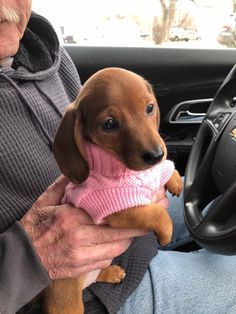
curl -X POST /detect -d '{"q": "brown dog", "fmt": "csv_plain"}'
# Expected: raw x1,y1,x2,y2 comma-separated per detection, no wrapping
43,68,182,314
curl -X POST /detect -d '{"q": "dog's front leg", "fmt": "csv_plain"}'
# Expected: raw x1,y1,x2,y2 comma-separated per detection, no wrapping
106,204,173,245
165,169,183,197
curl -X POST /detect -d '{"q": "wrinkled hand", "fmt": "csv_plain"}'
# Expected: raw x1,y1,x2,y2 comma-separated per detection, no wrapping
20,176,147,280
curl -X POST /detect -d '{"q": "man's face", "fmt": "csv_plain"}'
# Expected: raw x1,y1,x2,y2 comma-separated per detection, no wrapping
0,0,32,61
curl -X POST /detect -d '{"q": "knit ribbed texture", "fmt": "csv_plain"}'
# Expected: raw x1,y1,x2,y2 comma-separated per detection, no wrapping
63,142,174,224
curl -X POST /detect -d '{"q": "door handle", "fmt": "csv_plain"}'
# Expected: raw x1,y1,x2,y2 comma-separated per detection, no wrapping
175,110,206,123
167,99,212,124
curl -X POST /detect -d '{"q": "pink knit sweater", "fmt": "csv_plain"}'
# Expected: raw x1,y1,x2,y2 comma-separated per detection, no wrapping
62,142,174,224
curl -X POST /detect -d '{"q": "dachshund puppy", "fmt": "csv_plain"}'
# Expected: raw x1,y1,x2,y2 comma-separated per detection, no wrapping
43,67,182,314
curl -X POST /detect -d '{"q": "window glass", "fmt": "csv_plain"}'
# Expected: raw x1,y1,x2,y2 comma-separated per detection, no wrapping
32,0,236,48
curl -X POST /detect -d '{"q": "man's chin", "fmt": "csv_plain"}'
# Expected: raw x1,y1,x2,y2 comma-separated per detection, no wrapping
0,41,19,62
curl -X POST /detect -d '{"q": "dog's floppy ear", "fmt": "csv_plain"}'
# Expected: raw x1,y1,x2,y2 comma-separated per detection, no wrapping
145,80,160,128
53,102,89,184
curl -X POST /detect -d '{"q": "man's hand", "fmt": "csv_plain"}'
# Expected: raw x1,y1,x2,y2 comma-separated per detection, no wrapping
20,176,148,280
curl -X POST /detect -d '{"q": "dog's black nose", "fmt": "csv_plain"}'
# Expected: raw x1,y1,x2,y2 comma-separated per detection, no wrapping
142,147,164,165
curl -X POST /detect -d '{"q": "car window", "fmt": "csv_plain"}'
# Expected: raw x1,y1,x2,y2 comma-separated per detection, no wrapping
32,0,236,49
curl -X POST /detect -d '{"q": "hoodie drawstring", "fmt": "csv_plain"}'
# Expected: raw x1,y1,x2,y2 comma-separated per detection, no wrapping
34,81,63,118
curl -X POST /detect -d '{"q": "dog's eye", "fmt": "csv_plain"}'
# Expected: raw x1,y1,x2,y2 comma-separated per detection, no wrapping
102,118,119,131
146,104,154,115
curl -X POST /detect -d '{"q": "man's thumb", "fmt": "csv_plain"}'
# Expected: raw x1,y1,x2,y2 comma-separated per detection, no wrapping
36,175,69,207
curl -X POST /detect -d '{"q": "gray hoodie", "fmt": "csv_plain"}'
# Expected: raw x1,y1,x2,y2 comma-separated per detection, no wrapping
0,12,158,314
0,12,81,313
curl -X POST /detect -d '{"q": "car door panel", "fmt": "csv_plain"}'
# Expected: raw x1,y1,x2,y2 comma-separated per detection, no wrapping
65,46,236,173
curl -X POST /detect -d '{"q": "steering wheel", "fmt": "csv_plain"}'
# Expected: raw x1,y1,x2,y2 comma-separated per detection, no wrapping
184,64,236,255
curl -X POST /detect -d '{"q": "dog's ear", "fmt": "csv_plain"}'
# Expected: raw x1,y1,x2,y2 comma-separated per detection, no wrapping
53,102,89,184
145,80,160,128
155,102,161,129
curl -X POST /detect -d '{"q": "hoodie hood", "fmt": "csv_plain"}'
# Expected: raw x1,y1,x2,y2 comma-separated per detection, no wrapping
11,12,60,81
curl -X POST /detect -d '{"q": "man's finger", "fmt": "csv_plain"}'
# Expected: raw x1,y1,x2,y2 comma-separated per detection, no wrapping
79,238,132,264
74,225,147,245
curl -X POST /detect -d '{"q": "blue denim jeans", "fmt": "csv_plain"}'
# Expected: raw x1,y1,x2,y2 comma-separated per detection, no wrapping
118,193,236,314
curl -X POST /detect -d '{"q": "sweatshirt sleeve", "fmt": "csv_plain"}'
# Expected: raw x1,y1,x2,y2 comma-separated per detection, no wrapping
0,222,51,314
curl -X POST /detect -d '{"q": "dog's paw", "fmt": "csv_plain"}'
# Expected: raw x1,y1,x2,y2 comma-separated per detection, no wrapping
157,233,172,246
155,222,173,246
96,265,126,284
108,265,126,283
166,170,183,197
171,178,183,197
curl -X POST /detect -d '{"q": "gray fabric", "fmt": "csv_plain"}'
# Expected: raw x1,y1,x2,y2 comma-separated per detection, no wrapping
0,12,158,314
0,223,50,314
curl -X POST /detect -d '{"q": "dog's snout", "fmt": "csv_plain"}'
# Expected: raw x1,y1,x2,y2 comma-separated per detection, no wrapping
142,147,164,165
